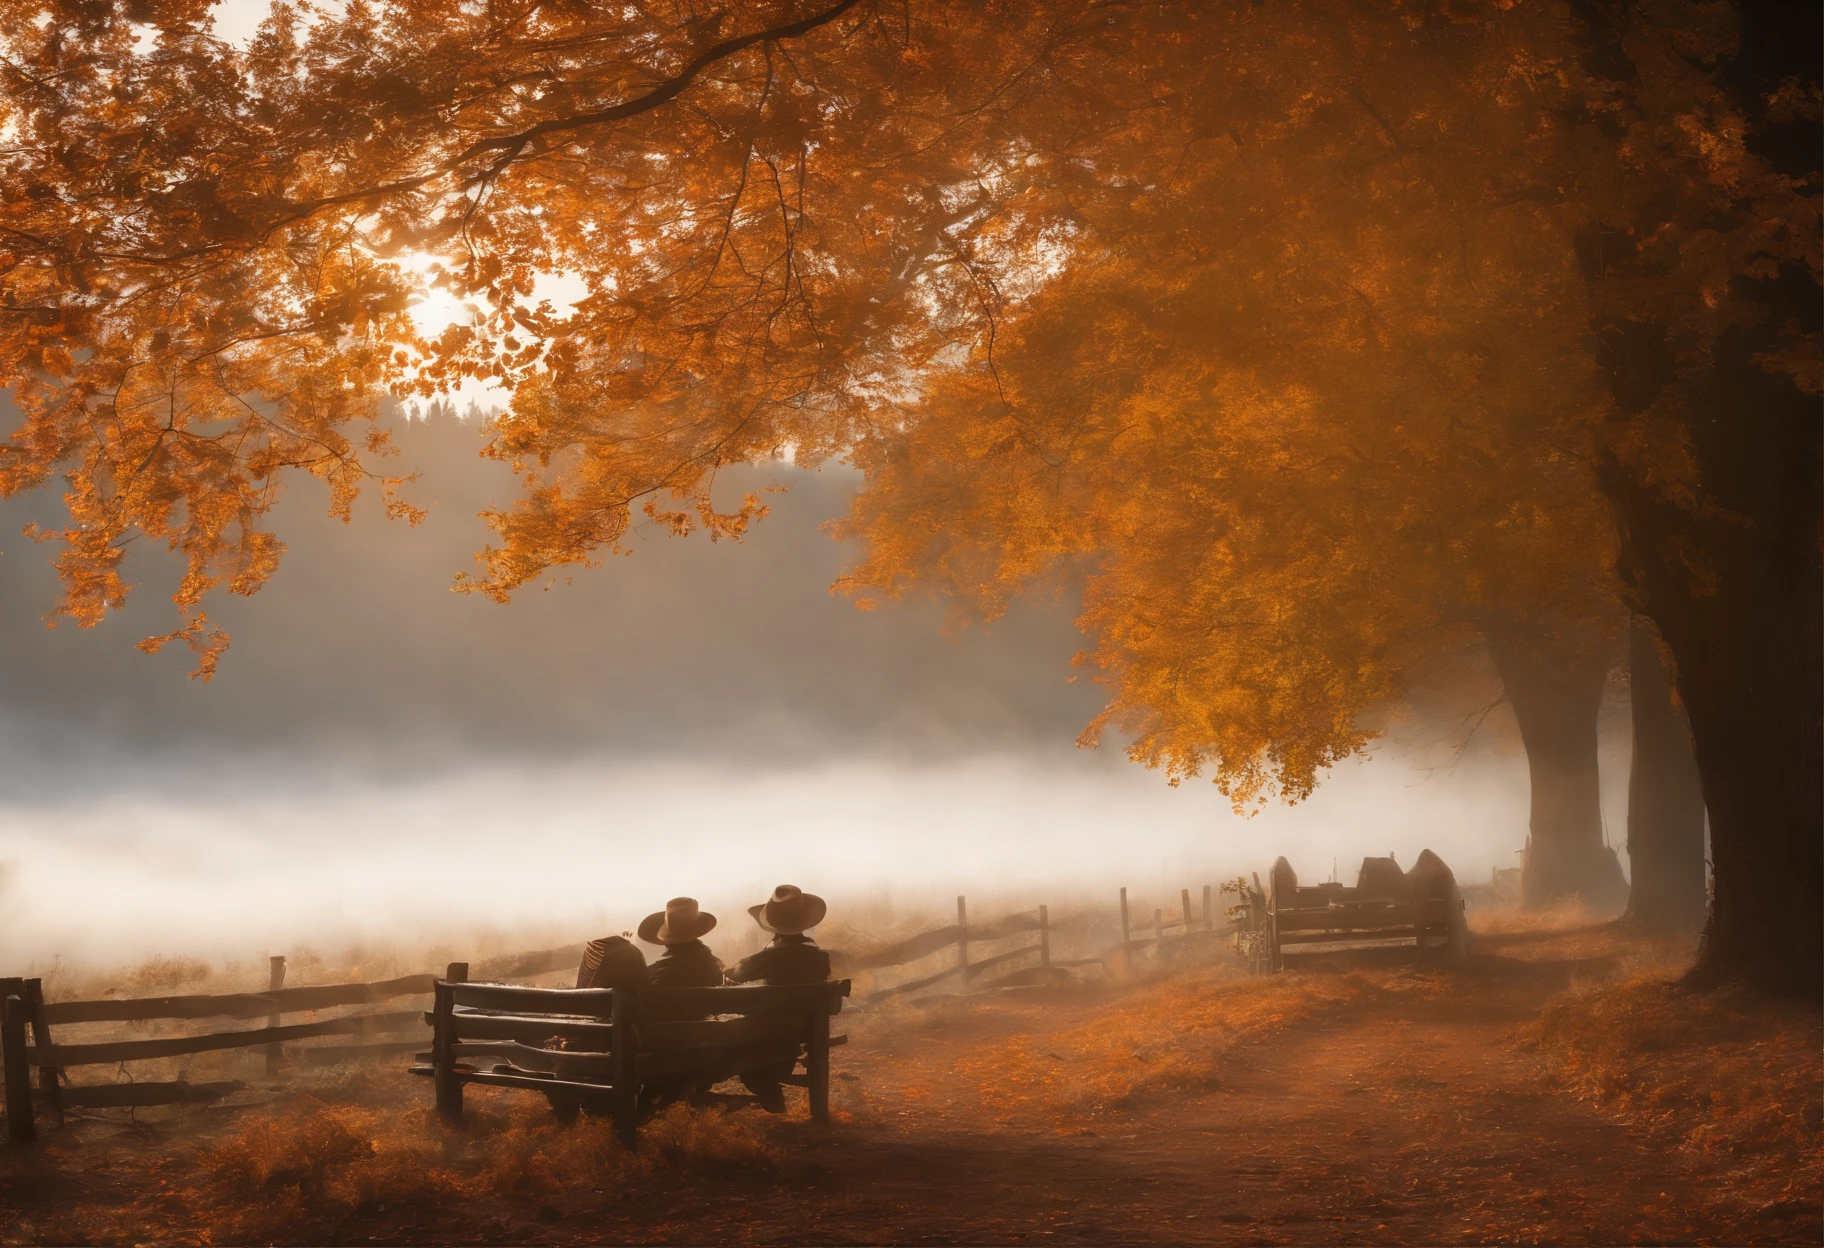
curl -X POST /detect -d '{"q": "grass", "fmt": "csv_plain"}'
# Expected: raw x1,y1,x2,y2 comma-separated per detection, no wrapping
5,1073,786,1245
1465,899,1611,937
1525,969,1823,1204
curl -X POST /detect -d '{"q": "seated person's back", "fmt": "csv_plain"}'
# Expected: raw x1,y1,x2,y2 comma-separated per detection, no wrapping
726,885,830,985
638,897,725,989
574,934,646,989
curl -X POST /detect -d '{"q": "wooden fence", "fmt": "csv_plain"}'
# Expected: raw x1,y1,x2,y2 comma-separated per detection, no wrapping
838,884,1230,1003
0,942,588,1143
4,884,1236,1144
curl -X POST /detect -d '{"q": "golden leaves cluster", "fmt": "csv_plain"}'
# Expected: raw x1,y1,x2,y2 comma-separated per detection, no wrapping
838,0,1627,803
1,0,1107,652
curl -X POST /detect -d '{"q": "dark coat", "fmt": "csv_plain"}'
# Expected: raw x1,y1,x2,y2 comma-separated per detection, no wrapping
646,939,725,989
575,936,646,990
726,934,830,986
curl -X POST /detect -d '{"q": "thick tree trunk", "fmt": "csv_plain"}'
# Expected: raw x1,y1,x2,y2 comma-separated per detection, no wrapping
1622,615,1708,931
1574,0,1822,998
1604,379,1822,993
1486,624,1629,914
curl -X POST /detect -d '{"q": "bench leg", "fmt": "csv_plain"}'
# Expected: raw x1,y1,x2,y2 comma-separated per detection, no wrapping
432,969,466,1122
807,1013,831,1125
610,990,638,1152
544,1090,580,1124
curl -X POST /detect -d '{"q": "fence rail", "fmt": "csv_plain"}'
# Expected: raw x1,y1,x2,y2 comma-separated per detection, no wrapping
36,975,440,1026
839,883,1229,1004
0,940,593,1143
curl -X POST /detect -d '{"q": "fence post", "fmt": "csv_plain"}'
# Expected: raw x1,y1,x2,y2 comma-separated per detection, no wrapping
3,992,34,1144
1153,907,1164,951
956,896,969,983
1119,888,1132,972
433,962,467,1121
1203,884,1214,931
1181,889,1194,935
264,956,287,1076
22,981,59,1125
1038,905,1051,969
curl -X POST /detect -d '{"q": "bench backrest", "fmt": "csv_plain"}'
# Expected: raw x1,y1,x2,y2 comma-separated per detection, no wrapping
437,980,849,1054
449,980,847,1020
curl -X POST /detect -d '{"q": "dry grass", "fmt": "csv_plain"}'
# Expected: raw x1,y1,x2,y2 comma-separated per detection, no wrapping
132,1076,782,1242
1466,899,1608,937
1525,971,1823,1204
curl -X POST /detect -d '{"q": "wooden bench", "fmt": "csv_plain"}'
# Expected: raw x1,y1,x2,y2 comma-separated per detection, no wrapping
1265,851,1467,971
408,965,850,1147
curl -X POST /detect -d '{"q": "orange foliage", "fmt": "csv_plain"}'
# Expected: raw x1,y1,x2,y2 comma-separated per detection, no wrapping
1527,972,1823,1199
1,0,1813,735
835,1,1628,802
0,0,1107,664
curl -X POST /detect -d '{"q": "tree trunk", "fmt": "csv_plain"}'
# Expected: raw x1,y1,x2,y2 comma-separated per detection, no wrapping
1486,623,1629,914
1603,370,1822,993
1622,615,1708,930
1574,0,1822,998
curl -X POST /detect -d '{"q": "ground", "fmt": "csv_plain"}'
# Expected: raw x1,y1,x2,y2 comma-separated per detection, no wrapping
2,917,1818,1246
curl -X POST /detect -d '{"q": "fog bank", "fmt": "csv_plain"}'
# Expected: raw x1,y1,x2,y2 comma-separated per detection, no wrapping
2,749,1547,969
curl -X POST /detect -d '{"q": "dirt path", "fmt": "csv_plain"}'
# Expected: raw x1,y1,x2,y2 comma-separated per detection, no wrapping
3,930,1816,1245
705,946,1798,1246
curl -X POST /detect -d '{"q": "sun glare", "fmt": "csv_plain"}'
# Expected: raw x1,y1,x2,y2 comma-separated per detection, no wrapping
395,254,588,416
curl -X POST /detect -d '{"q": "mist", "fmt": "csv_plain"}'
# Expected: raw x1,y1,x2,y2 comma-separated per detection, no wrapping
4,748,1554,968
0,408,1628,971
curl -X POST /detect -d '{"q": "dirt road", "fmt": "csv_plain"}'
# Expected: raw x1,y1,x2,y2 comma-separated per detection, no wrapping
625,935,1813,1246
2,926,1816,1246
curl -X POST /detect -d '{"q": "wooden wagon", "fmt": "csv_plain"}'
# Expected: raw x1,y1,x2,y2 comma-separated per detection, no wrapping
1264,850,1468,971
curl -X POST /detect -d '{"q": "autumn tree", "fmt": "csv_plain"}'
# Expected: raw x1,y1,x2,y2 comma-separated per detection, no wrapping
1565,0,1820,990
837,0,1817,985
834,0,1637,911
0,0,1099,665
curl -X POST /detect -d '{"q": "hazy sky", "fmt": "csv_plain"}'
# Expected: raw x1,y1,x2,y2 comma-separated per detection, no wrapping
0,409,1103,790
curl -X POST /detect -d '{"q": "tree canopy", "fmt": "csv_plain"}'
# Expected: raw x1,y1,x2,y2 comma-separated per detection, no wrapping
834,0,1627,805
3,0,1817,983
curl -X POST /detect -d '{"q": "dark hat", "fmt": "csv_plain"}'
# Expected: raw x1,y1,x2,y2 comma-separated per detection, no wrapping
638,897,717,945
748,884,827,936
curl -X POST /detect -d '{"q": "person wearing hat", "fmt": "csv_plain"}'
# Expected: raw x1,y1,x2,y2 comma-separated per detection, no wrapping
638,897,725,988
632,898,726,1114
726,885,831,1113
725,885,831,986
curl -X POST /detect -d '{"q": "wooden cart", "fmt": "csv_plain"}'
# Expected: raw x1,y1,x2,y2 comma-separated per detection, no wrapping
1264,850,1467,971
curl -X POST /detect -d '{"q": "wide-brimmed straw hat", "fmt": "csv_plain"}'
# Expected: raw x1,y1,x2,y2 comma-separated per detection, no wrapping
748,884,827,935
638,897,717,945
